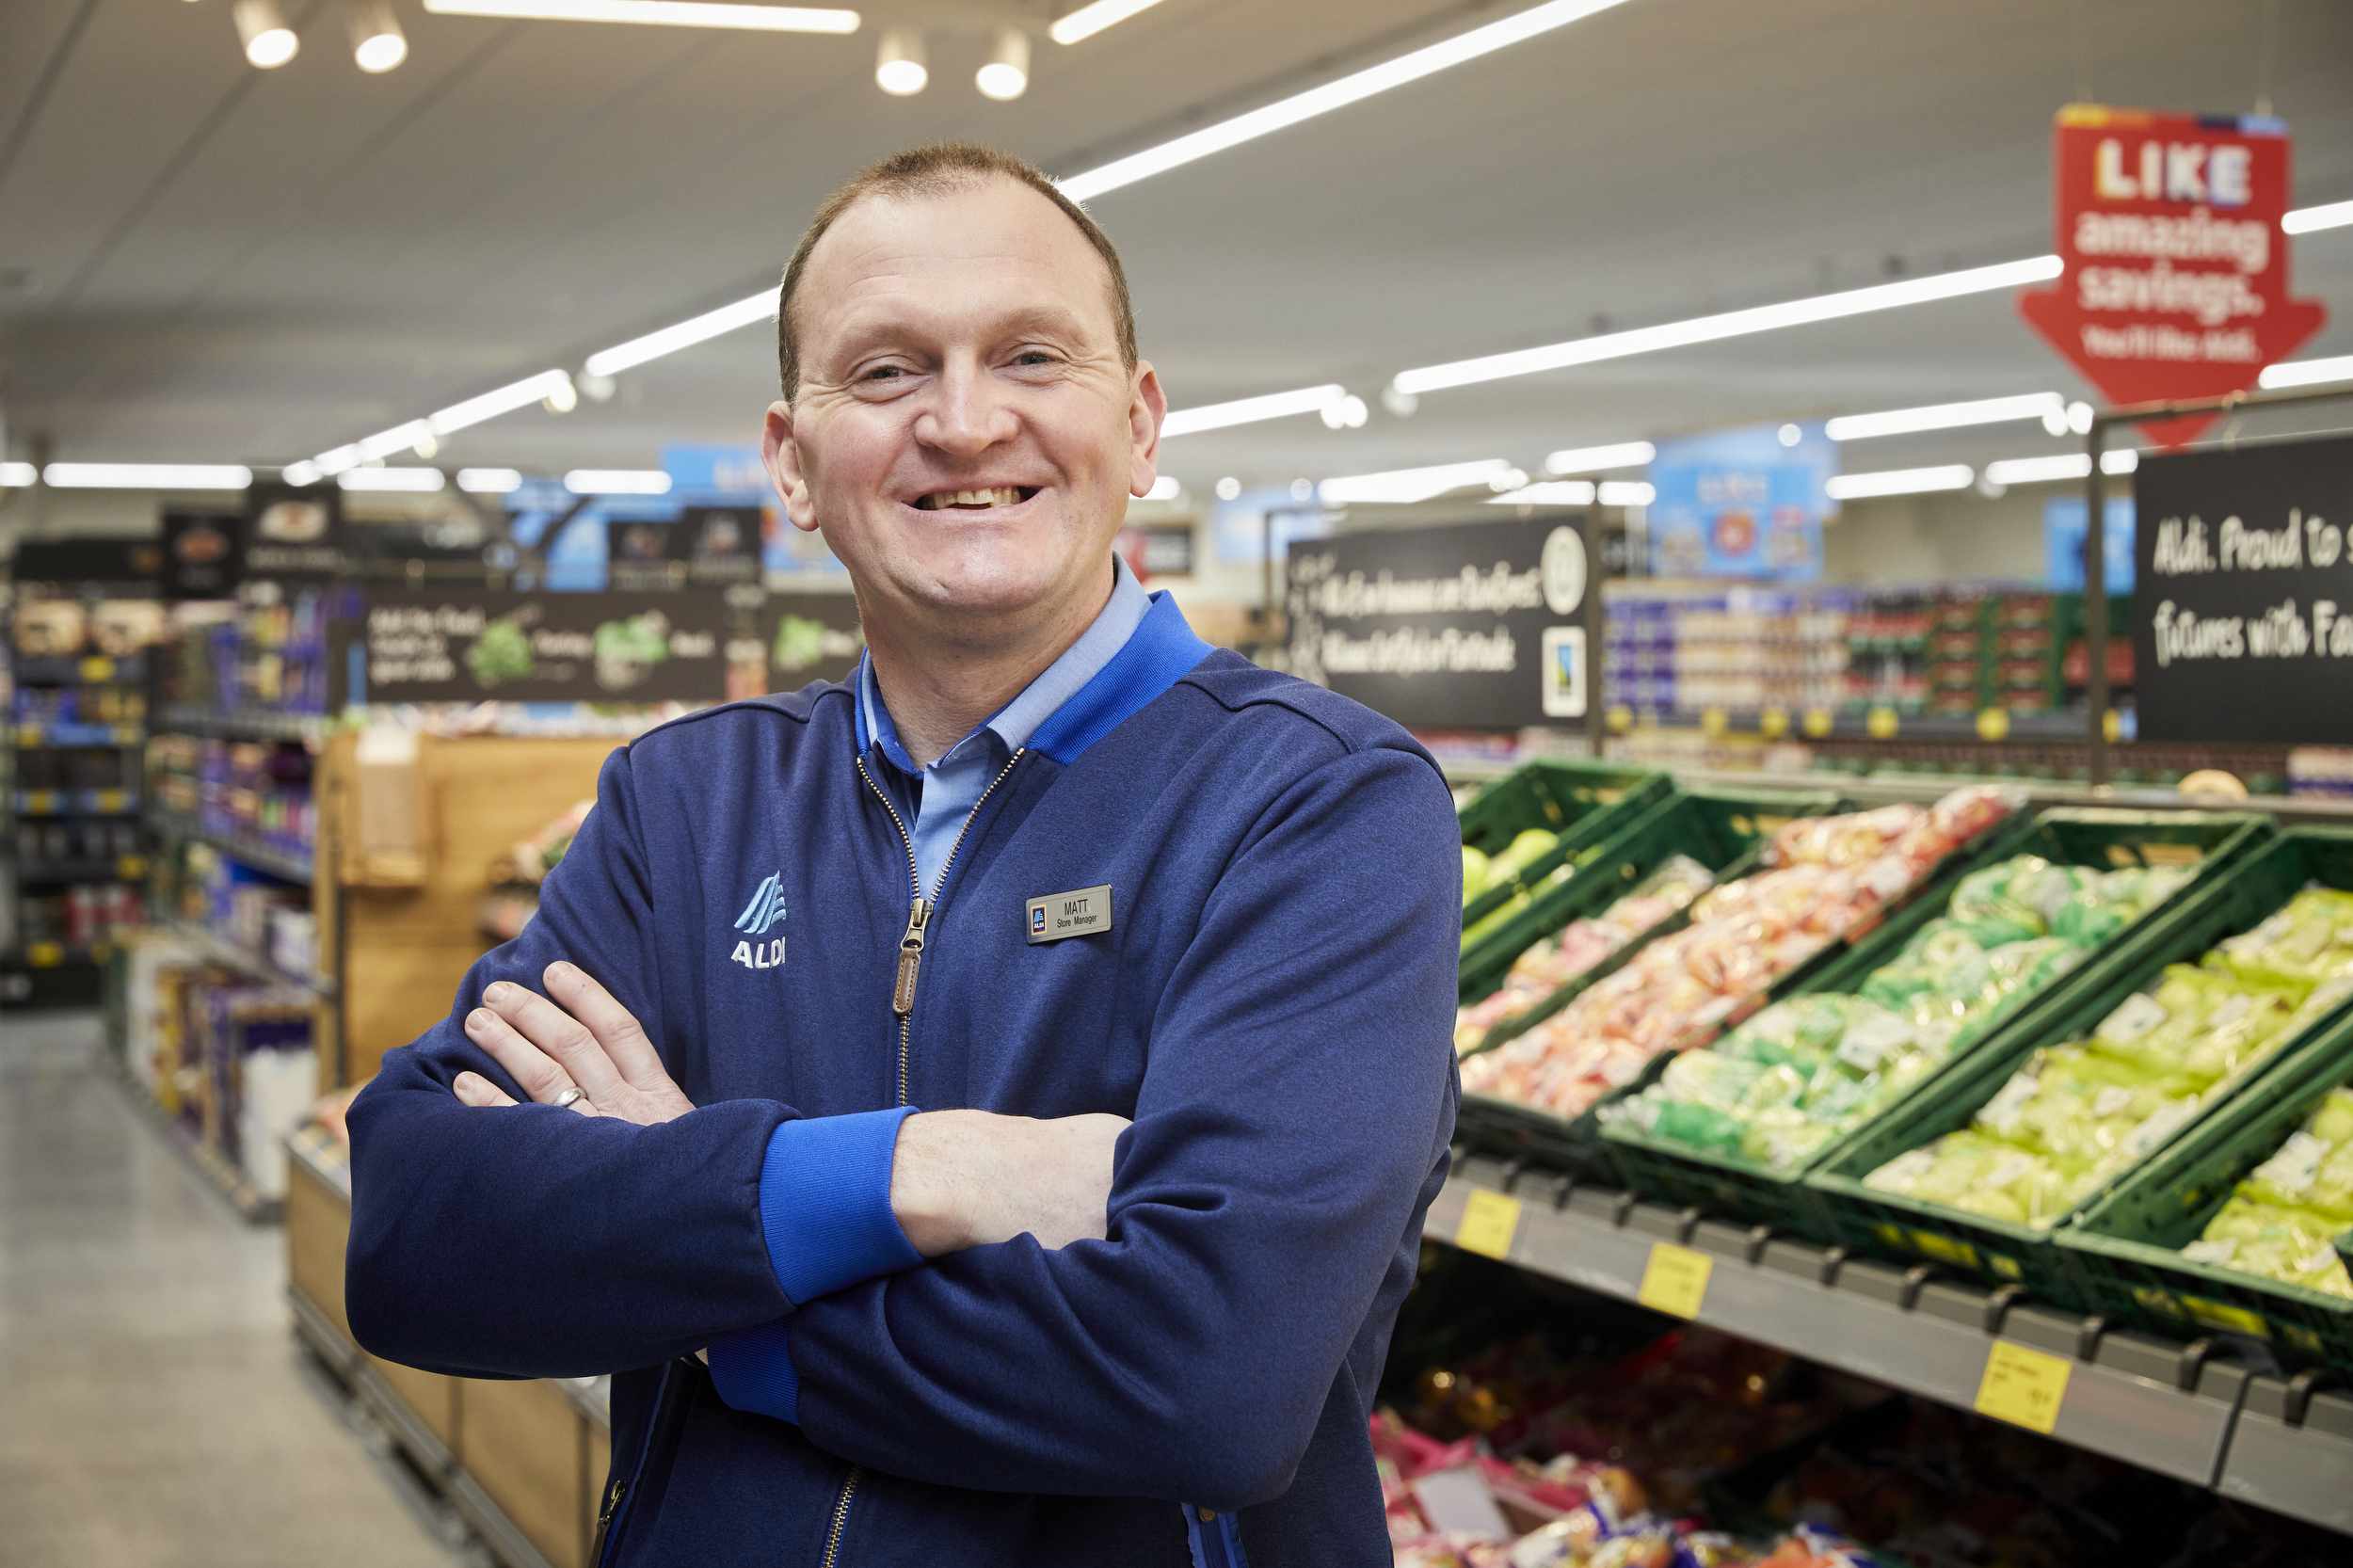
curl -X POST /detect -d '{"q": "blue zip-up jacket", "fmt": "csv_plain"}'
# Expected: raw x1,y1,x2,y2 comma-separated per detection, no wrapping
344,592,1463,1568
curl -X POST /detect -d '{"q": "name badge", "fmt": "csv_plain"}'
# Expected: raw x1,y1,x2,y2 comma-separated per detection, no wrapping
1027,884,1112,944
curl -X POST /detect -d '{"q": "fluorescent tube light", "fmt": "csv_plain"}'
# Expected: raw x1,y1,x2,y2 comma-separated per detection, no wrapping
2283,200,2353,235
338,467,446,492
1544,440,1654,474
42,464,253,489
1824,392,2062,442
421,0,859,31
457,468,525,494
280,461,323,486
1059,0,1635,201
358,420,436,463
1983,451,2139,486
431,371,573,436
1488,480,1596,506
1161,384,1346,439
1824,465,1974,500
565,469,673,495
1598,480,1655,507
1144,475,1181,501
1393,255,2064,396
2260,353,2353,390
1049,0,1165,45
1,462,37,487
1318,458,1513,505
584,293,773,378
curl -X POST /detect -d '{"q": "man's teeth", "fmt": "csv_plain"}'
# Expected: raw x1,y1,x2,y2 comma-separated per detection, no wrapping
917,487,1025,510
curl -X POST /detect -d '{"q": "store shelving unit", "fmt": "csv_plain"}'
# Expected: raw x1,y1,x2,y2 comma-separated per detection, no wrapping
158,702,332,744
103,1049,280,1221
150,808,315,885
160,913,333,996
1432,1153,2353,1537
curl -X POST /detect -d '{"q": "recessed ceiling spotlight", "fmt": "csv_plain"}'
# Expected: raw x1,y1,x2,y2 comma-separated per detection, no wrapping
233,0,300,67
976,28,1029,100
1777,424,1802,448
1215,476,1241,502
349,1,407,71
876,26,927,95
1289,478,1313,502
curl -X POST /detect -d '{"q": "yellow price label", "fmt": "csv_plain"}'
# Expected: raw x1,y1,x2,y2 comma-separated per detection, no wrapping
1802,708,1834,739
1974,1340,2072,1434
94,790,127,812
1700,707,1729,738
24,791,57,813
1910,1229,1980,1270
15,725,40,746
1759,708,1790,739
1866,706,1899,740
2181,1295,2269,1338
27,941,63,968
1607,705,1634,735
81,656,114,680
1637,1242,1714,1320
114,725,140,744
1454,1189,1521,1260
1977,708,2011,742
119,856,148,879
2103,708,2123,743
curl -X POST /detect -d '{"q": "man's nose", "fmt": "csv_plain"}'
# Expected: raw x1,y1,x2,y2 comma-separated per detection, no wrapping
914,359,1018,456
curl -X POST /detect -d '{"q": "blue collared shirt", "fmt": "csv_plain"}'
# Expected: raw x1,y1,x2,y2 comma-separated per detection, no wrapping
857,555,1152,894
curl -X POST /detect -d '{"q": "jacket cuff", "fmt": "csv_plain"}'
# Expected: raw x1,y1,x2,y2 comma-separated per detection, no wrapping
757,1105,923,1305
707,1320,800,1423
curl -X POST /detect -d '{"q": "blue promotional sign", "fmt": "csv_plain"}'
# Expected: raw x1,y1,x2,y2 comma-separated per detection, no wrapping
1645,424,1835,582
660,442,770,496
2043,496,2136,593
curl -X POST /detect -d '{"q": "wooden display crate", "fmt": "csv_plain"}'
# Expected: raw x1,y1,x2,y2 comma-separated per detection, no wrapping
459,1375,594,1568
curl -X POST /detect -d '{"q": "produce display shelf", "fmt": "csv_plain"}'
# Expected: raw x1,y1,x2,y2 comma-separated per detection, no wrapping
162,915,333,997
1456,760,1672,936
157,704,332,744
152,809,315,884
1430,1156,2353,1539
1611,708,2102,744
104,1055,280,1224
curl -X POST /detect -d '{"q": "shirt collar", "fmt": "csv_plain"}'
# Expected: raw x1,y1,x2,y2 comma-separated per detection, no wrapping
856,554,1154,774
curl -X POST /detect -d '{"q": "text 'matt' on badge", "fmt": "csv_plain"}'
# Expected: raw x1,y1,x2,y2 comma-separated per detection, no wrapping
1026,884,1113,944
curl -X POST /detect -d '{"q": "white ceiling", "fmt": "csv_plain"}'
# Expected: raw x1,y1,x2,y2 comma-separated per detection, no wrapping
3,0,2349,495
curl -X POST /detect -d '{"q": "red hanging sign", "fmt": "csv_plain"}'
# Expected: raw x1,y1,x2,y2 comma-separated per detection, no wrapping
2016,105,2326,449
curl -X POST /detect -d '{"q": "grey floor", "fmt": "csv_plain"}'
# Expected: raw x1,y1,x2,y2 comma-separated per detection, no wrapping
0,1011,464,1568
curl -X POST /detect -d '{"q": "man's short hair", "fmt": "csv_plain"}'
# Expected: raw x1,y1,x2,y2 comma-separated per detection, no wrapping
776,142,1138,402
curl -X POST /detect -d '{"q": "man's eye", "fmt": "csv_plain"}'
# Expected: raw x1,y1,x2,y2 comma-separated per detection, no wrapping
861,364,906,382
1012,350,1058,368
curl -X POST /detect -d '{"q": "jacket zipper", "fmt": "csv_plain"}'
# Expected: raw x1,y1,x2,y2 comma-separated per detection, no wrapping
591,1359,682,1568
815,745,1025,1566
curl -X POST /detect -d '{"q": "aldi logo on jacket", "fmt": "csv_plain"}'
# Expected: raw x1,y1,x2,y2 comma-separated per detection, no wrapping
344,590,1463,1568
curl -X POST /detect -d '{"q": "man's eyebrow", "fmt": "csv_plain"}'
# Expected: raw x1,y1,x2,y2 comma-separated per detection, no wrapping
822,303,1098,365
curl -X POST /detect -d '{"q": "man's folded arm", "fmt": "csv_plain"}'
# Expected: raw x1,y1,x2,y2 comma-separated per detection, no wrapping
343,744,921,1380
708,744,1463,1511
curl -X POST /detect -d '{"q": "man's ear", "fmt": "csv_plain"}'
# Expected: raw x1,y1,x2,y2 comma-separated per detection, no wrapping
762,400,819,534
1127,360,1168,499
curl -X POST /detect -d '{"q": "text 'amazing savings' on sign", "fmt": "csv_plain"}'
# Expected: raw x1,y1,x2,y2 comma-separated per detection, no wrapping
2017,105,2326,449
2135,434,2353,744
1285,518,1590,730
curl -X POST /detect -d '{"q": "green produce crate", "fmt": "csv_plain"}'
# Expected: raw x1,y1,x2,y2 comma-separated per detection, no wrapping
2060,1005,2353,1368
1804,828,2353,1306
1457,761,1672,956
1452,785,1848,1175
1600,807,2271,1238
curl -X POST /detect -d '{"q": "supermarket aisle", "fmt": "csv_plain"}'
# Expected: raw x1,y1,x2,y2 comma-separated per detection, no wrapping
0,1014,459,1568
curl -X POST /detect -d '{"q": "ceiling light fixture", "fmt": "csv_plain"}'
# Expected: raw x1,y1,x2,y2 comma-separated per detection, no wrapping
42,463,254,490
233,0,300,67
1487,480,1595,507
430,370,574,436
977,28,1030,100
1048,0,1165,46
359,420,436,463
1982,451,2140,486
338,467,446,492
1823,392,2063,442
565,469,672,495
1318,458,1514,505
876,26,927,94
1214,476,1241,501
2284,199,2353,235
348,1,408,71
1394,255,2064,396
543,377,580,414
1823,465,1975,501
2260,352,2353,391
1598,480,1655,507
2,462,38,487
457,468,525,494
585,293,774,377
1162,384,1348,439
280,461,323,486
1059,0,1634,202
420,0,859,32
1544,440,1655,474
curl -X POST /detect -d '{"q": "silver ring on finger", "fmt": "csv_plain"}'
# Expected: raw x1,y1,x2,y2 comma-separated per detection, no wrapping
552,1086,586,1111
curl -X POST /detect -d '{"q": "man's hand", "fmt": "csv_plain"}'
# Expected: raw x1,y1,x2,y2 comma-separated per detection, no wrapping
889,1110,1130,1256
451,961,696,1126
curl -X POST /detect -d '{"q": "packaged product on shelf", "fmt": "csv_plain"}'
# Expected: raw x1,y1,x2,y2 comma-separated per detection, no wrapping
1461,788,2017,1121
1861,903,2353,1229
1604,856,2193,1168
1455,856,1716,1052
2174,1087,2353,1299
